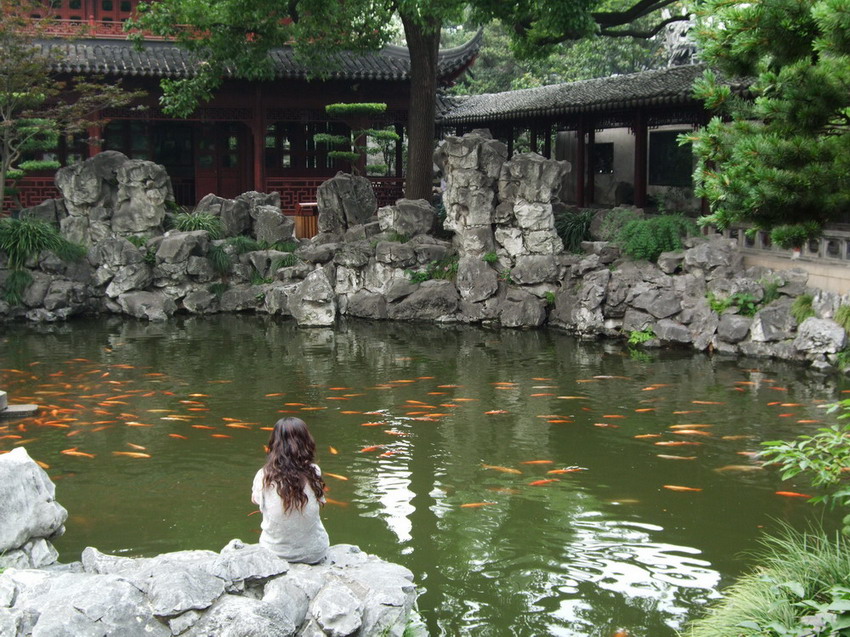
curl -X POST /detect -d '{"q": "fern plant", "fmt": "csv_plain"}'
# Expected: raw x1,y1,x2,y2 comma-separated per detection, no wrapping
616,214,698,262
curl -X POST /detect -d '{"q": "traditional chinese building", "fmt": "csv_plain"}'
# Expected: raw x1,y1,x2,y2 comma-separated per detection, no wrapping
437,64,749,214
8,0,480,214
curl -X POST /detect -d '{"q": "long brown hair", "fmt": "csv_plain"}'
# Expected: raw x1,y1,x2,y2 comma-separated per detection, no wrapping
263,417,325,512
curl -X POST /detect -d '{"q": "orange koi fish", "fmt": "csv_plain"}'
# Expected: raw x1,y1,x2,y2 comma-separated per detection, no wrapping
548,467,587,474
673,410,703,415
35,460,50,469
797,420,820,424
669,424,713,429
60,447,95,459
530,393,554,397
692,400,724,405
548,419,573,424
558,396,589,400
722,435,754,440
460,502,496,508
635,408,655,413
521,460,553,465
657,455,697,460
602,415,626,419
663,485,702,492
328,446,339,455
211,434,232,439
112,451,151,459
485,410,509,415
655,441,702,446
127,443,147,450
482,464,522,475
775,491,811,498
714,465,763,473
324,498,349,507
672,430,712,436
529,479,559,486
168,434,189,440
324,473,349,481
634,434,662,439
378,451,396,458
359,445,384,453
191,425,216,430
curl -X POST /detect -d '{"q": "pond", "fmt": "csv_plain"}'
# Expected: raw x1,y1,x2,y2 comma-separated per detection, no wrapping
1,316,845,636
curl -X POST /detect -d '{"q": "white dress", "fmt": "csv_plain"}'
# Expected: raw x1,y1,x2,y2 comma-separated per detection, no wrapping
251,464,329,564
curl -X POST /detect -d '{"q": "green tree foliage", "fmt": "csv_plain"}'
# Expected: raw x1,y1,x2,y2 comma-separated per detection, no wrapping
131,0,687,201
687,0,850,247
616,214,697,261
314,103,400,176
0,1,143,211
450,21,666,95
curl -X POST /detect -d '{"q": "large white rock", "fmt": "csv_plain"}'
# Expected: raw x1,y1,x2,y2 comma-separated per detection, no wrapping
0,448,67,555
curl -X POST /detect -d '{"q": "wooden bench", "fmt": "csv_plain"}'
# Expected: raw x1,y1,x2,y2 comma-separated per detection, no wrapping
293,201,319,239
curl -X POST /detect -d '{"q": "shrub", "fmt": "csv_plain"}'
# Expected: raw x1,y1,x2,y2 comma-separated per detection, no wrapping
834,305,850,332
482,252,499,264
598,207,641,241
685,526,850,637
791,294,815,324
770,221,822,250
125,235,148,248
554,208,594,253
628,328,655,346
271,254,298,270
616,214,698,262
173,212,223,238
760,277,782,305
544,291,556,306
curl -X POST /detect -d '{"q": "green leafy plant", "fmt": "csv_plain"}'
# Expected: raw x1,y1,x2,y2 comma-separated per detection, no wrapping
225,236,262,254
791,294,815,324
834,347,850,371
0,218,86,304
628,328,655,346
125,235,149,249
206,244,232,276
834,305,850,332
731,293,760,318
250,268,273,286
143,249,157,266
554,208,594,253
315,103,399,176
173,212,223,239
616,214,697,262
685,526,850,637
707,291,733,314
498,268,513,284
760,277,782,306
405,256,459,284
544,291,556,307
271,254,298,270
208,282,229,298
482,251,499,264
386,232,410,244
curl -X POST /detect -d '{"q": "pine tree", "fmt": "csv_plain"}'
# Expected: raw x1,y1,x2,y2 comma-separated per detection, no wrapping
686,0,850,248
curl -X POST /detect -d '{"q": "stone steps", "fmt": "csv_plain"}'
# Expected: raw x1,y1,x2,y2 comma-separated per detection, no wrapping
0,390,39,419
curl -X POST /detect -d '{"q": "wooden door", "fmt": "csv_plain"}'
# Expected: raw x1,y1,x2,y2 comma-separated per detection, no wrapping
195,123,252,200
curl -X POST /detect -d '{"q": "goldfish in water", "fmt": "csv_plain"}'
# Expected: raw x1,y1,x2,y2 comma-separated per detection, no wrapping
328,446,339,455
521,460,553,465
324,473,349,481
460,502,496,508
529,479,559,486
359,445,384,453
169,434,189,440
112,451,151,459
775,491,811,498
663,485,702,492
547,467,587,474
60,447,95,459
657,455,697,461
482,464,522,475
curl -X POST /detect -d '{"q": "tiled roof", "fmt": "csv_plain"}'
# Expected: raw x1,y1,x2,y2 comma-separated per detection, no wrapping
42,31,481,83
438,64,748,123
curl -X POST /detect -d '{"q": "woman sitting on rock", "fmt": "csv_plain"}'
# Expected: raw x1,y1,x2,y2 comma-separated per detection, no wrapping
251,417,329,564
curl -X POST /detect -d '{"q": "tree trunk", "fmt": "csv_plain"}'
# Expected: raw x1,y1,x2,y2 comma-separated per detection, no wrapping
401,14,440,202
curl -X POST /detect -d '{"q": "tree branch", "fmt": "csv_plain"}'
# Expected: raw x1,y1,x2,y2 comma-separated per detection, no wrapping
591,0,681,28
599,15,691,38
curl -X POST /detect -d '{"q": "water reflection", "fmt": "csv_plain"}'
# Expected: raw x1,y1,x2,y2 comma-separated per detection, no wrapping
1,315,846,636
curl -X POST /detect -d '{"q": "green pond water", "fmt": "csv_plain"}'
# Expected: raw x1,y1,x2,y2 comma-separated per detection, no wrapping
1,315,846,636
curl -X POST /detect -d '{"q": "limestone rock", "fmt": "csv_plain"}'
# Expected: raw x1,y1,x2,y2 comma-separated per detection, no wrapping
511,255,560,285
317,173,377,234
105,263,153,298
195,194,251,238
117,291,177,321
750,298,796,342
456,257,498,303
112,160,172,234
793,317,847,354
311,582,363,637
19,198,68,225
499,288,546,328
290,269,337,327
0,448,67,554
388,280,459,321
375,242,417,269
717,314,752,343
184,594,298,637
654,318,692,344
156,231,210,264
345,291,388,319
254,206,295,245
378,199,436,237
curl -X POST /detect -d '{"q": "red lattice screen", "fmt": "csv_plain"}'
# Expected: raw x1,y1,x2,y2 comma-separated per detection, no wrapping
2,179,61,216
267,177,405,213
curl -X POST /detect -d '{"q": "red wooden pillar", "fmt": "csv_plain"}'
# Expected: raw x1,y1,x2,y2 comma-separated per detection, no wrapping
576,118,587,207
87,123,101,158
633,110,648,208
586,124,595,205
252,87,265,192
543,123,552,159
395,123,404,178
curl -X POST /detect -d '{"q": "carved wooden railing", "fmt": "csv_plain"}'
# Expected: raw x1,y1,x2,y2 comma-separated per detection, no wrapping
708,224,850,263
4,175,406,217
